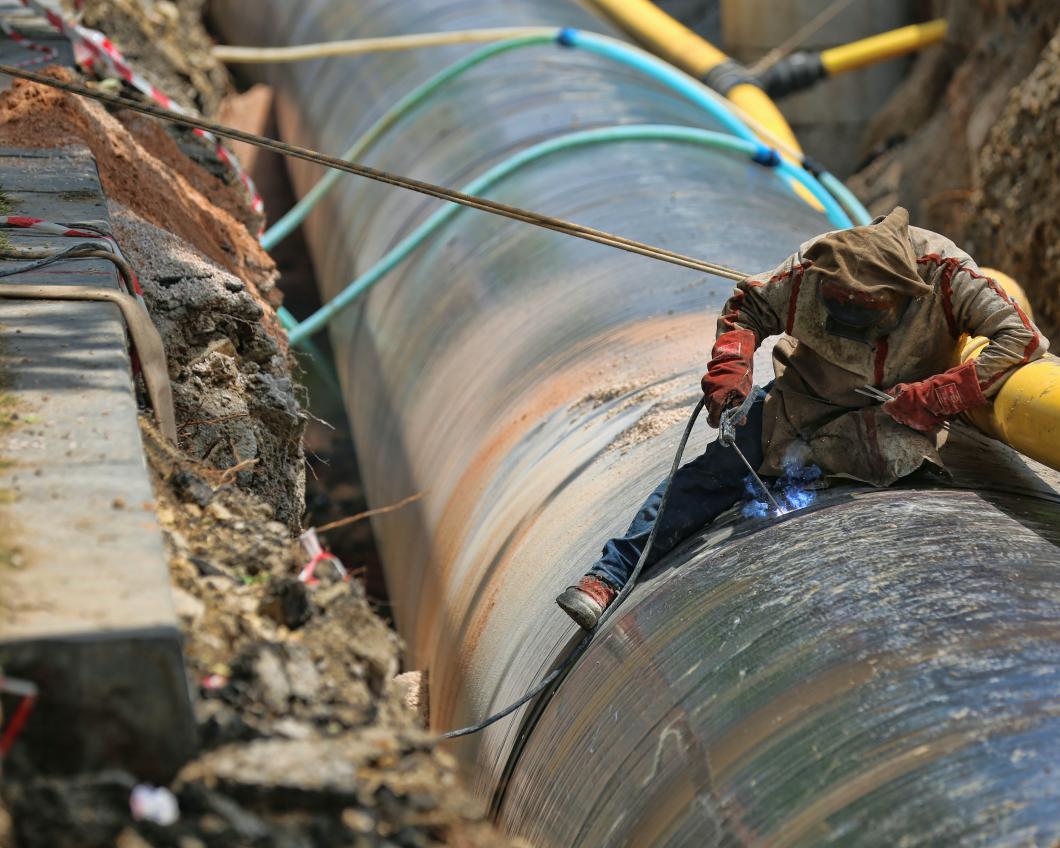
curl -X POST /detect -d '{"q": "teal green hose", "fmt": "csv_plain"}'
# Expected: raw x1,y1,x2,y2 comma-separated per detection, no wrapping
261,35,553,252
288,124,846,348
262,29,871,252
820,171,873,225
278,304,342,394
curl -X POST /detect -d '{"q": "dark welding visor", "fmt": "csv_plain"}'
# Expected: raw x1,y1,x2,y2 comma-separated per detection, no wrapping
820,278,909,341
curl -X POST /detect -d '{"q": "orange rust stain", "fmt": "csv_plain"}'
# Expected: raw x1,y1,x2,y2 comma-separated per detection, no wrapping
419,309,712,695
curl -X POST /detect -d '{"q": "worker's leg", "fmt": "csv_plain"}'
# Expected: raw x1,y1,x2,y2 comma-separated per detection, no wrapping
588,393,767,590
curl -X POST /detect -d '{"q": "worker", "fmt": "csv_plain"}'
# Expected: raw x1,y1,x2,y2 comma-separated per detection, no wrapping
557,207,1048,630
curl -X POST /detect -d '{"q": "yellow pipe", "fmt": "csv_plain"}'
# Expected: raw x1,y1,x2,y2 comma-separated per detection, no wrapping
588,0,802,154
957,268,1060,472
821,19,947,77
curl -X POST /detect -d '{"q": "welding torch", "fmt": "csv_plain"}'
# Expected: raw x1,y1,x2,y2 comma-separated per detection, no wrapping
718,387,784,514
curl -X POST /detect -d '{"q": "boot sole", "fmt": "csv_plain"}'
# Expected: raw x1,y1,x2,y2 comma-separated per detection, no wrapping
556,589,603,630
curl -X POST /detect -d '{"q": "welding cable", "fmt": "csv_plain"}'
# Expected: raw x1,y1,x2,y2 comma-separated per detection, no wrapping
0,63,775,282
285,123,849,347
0,243,143,301
440,397,705,739
263,28,870,251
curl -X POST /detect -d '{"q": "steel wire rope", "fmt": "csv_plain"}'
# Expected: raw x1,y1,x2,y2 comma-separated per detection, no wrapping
439,397,705,739
748,0,857,75
285,123,849,347
0,65,758,293
213,26,558,63
261,28,869,254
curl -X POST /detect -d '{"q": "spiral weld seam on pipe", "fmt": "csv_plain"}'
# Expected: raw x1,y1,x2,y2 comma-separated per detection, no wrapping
211,2,1060,844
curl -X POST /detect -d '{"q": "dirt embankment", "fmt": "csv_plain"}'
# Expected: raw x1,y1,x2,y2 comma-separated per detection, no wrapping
849,0,1060,341
62,0,229,117
0,56,510,848
0,71,304,526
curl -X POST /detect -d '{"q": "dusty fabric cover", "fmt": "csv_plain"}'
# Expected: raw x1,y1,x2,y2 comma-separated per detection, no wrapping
718,210,1049,486
805,207,932,302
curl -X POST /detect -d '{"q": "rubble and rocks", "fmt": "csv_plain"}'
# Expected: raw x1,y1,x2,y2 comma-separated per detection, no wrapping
111,203,305,528
0,10,511,843
848,0,1060,340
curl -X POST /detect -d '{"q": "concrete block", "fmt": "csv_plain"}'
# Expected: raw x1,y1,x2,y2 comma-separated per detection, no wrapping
0,147,195,781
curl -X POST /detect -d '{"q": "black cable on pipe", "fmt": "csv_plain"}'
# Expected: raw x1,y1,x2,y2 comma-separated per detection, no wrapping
439,397,705,739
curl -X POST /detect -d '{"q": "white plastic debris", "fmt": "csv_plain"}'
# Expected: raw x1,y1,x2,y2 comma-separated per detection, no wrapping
129,784,180,826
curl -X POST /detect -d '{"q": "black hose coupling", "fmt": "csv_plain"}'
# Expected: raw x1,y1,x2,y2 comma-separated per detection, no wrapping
758,51,826,99
701,58,763,95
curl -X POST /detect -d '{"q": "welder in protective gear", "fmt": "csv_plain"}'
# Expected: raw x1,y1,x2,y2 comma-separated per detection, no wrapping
557,206,1049,630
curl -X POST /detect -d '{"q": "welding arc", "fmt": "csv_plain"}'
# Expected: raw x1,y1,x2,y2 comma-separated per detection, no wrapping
440,398,705,739
0,64,747,283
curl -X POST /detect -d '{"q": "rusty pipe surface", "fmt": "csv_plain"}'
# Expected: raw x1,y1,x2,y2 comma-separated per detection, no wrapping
213,0,1060,843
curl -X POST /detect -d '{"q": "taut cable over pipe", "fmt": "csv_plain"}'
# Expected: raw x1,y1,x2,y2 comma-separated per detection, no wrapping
0,63,748,283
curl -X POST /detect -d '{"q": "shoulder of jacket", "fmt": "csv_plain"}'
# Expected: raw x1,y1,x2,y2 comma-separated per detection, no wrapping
909,225,974,267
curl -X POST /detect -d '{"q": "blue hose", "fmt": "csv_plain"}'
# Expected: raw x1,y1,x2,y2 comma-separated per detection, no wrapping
287,124,851,347
262,28,870,252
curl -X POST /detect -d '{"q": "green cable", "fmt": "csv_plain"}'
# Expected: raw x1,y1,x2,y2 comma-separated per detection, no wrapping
820,171,872,225
287,123,837,347
261,34,553,252
278,304,342,395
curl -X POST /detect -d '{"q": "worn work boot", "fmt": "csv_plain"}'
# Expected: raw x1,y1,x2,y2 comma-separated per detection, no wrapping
556,575,618,630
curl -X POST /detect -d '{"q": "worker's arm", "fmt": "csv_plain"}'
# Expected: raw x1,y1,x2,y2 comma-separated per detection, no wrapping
884,263,1049,432
950,264,1048,395
703,254,801,426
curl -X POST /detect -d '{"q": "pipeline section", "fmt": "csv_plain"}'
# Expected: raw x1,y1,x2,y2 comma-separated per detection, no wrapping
213,0,1060,843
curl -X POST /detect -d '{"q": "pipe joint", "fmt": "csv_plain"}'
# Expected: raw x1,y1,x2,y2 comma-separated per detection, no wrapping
701,58,762,95
758,50,826,99
556,27,577,47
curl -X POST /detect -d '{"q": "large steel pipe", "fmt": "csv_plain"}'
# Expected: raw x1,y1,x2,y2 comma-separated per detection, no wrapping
213,1,1060,843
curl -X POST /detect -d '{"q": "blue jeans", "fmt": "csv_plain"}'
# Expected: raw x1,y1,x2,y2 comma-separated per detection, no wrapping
588,392,768,589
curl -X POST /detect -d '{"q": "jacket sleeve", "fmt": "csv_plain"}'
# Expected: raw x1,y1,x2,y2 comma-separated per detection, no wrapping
948,264,1049,397
716,252,806,345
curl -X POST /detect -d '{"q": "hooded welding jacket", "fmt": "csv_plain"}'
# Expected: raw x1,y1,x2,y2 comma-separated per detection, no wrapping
720,208,1049,486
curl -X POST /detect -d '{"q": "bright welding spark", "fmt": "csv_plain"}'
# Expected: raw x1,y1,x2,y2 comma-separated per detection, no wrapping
741,461,822,519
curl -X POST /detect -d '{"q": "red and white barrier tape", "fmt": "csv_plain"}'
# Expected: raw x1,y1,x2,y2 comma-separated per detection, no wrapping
16,0,265,224
298,527,348,585
0,214,145,302
0,676,38,758
0,18,58,68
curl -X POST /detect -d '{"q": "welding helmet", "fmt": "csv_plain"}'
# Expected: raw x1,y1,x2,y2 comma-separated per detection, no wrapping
805,206,929,342
820,278,910,341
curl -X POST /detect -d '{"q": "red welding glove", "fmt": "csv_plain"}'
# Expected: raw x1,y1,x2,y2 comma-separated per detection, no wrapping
882,360,988,433
702,327,755,428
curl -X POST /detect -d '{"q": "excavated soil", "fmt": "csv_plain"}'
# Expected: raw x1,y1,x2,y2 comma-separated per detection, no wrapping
0,71,303,524
968,27,1060,341
3,425,510,847
0,31,511,848
61,0,229,117
848,0,1060,340
0,72,266,274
